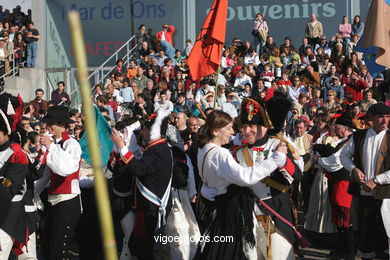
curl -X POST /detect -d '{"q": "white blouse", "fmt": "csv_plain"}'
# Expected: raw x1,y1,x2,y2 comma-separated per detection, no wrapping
198,143,286,198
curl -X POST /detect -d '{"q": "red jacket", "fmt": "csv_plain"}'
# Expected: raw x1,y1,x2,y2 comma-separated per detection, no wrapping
344,79,368,101
156,25,175,46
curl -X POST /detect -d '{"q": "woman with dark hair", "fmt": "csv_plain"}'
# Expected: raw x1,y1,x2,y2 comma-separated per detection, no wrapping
252,13,269,54
196,110,288,259
351,15,364,38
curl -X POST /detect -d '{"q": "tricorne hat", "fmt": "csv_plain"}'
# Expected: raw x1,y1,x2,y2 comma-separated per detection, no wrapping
42,105,75,124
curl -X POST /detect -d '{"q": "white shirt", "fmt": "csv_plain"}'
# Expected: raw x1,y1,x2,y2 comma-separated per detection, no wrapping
154,100,174,112
340,128,390,195
198,143,286,198
234,74,252,88
221,102,238,118
319,136,348,172
34,136,82,205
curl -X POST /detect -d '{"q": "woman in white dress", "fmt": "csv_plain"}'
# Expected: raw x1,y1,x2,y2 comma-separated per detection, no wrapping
195,110,288,260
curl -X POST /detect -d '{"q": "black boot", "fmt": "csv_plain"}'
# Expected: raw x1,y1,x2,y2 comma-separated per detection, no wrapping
343,228,355,260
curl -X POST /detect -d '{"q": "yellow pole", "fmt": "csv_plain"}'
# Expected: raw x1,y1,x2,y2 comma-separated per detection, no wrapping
213,66,221,109
68,11,118,260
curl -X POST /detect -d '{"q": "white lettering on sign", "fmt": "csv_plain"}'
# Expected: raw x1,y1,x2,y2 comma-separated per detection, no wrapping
208,1,337,21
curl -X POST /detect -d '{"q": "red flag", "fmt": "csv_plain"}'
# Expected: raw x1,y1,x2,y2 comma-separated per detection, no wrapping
187,0,228,80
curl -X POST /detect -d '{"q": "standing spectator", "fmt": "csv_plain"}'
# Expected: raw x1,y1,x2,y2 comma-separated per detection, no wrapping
305,14,323,46
0,39,6,87
156,24,176,62
51,81,71,106
24,22,40,68
13,32,25,66
351,15,364,38
338,16,352,55
252,12,269,54
29,88,48,119
135,24,152,50
184,39,193,57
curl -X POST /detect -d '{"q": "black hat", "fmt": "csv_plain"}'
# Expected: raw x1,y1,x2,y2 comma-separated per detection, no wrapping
240,97,273,128
42,105,75,124
335,113,353,129
266,91,291,133
367,102,390,115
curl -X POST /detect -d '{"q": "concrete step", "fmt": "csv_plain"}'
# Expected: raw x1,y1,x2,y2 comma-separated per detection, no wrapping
4,76,43,102
18,67,45,80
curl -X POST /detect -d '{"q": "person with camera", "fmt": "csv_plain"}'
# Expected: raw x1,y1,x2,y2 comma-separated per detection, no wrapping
156,24,176,64
252,12,269,54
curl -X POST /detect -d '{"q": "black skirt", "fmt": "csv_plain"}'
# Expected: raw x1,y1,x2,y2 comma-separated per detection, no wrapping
195,185,256,260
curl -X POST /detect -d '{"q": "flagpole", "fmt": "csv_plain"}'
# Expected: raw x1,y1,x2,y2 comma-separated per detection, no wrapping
68,11,118,260
213,66,220,109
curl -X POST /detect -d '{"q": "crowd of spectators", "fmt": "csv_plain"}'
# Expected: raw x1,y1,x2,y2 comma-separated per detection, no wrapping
4,10,390,259
0,5,39,88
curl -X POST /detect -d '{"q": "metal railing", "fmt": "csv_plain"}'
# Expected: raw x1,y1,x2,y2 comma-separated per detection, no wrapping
0,53,26,86
69,35,138,98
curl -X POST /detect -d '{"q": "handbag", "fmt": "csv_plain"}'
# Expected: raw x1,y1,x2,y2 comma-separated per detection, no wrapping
251,29,258,37
251,20,262,37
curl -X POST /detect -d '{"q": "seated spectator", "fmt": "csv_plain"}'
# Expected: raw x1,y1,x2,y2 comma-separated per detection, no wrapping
195,79,214,103
359,89,377,113
276,72,292,94
263,36,277,55
344,71,369,102
173,49,184,65
301,65,321,88
244,48,260,66
114,58,125,76
359,65,372,88
323,75,344,101
288,75,308,102
318,54,332,76
119,78,134,109
160,58,175,79
156,49,168,67
130,67,148,92
259,63,275,88
174,112,190,145
299,37,312,56
126,60,138,79
29,88,48,119
301,46,316,67
173,93,198,117
51,81,71,106
96,95,115,122
133,93,153,117
200,91,216,111
268,46,283,69
371,73,385,102
221,90,241,118
154,91,173,112
314,35,331,56
308,88,324,108
239,83,252,99
142,79,155,102
324,89,339,112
